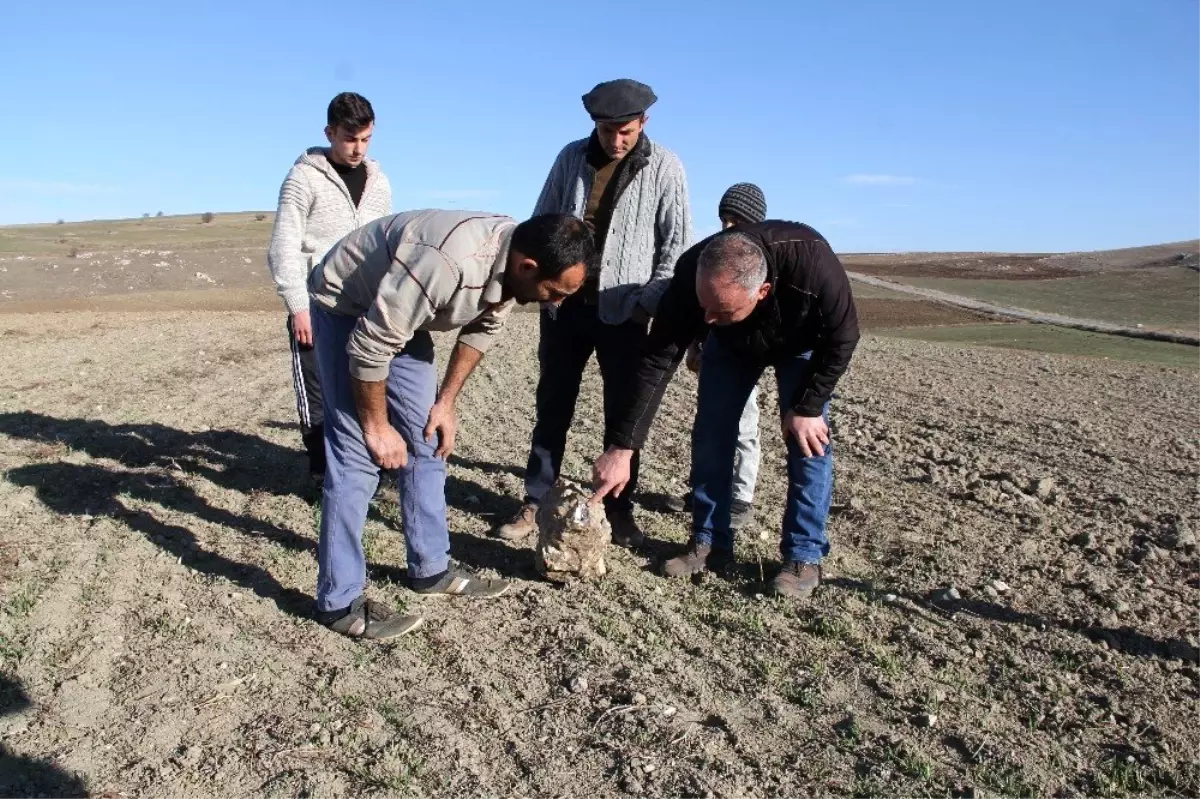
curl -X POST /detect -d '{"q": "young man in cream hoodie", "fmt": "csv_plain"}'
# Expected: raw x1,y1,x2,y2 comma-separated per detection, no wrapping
267,92,393,484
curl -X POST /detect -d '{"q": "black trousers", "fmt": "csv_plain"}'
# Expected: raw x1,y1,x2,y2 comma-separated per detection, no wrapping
287,315,326,475
524,295,648,513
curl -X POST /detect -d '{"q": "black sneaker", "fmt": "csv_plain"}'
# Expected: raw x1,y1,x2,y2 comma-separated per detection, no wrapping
607,506,645,549
730,499,754,530
662,489,691,513
318,596,423,640
411,568,510,598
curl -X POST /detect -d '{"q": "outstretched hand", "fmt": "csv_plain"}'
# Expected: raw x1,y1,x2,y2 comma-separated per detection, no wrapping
591,446,635,502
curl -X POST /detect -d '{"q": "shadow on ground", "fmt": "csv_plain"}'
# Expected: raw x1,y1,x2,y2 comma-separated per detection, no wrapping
826,576,1199,665
0,674,87,797
6,411,1191,664
0,412,542,615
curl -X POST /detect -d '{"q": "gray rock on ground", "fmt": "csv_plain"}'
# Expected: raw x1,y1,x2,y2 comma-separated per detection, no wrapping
535,479,611,582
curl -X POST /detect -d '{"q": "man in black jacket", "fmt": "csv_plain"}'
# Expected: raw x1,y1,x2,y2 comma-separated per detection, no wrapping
591,221,860,597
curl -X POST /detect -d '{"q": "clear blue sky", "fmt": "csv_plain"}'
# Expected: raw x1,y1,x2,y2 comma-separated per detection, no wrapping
1,0,1196,252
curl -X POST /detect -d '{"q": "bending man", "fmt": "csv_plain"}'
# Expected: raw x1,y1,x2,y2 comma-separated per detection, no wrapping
593,221,859,598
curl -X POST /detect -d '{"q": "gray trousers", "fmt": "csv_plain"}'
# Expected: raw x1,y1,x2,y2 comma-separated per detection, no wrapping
733,386,761,504
312,308,451,611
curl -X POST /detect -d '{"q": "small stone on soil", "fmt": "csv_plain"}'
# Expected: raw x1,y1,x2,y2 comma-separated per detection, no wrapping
567,676,588,694
938,587,962,602
914,712,938,728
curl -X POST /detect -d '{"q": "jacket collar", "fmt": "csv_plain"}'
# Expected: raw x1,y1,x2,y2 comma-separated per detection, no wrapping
299,147,379,200
585,131,651,168
584,132,652,213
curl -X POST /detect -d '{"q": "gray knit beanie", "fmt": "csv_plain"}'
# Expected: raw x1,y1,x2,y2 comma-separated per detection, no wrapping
718,183,767,225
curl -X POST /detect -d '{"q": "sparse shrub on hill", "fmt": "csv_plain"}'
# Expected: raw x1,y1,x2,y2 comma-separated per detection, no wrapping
255,213,266,222
201,212,215,224
67,247,78,258
56,219,64,225
156,211,163,217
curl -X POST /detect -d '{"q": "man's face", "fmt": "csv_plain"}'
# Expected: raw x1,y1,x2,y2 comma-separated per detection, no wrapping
720,215,740,230
324,122,373,167
506,259,587,306
595,116,646,160
697,273,769,326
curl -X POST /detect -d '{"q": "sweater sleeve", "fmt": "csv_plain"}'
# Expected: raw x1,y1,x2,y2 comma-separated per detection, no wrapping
638,155,693,315
532,145,570,216
457,299,516,354
345,243,455,382
790,243,861,416
377,171,394,216
266,165,315,314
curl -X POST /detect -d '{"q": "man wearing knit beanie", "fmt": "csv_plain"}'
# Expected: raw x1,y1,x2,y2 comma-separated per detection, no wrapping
718,183,768,229
665,183,768,528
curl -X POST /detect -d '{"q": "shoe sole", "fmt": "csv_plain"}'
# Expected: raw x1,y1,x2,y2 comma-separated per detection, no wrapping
492,529,534,542
770,583,819,599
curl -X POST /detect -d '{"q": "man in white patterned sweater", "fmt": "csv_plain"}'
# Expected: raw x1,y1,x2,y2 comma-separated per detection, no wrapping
267,92,393,484
495,78,692,547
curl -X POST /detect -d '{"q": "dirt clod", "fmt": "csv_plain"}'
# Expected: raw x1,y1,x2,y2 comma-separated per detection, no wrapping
534,480,611,582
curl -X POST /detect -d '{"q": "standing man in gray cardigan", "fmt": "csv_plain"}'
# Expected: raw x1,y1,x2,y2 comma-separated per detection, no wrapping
495,79,692,547
267,92,393,485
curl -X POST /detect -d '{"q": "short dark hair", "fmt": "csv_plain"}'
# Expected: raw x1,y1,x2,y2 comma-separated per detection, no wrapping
511,214,596,280
327,92,375,131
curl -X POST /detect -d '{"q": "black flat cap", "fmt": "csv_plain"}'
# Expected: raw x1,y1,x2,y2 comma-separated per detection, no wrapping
582,79,657,123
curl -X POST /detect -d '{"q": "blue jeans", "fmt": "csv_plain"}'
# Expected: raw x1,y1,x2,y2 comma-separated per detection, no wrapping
312,308,451,612
691,335,834,564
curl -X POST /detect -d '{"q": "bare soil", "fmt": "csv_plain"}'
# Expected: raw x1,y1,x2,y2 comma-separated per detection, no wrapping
1,304,1197,798
1,218,1196,796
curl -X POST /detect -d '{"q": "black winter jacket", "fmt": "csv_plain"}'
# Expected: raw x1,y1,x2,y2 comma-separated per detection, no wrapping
610,220,860,449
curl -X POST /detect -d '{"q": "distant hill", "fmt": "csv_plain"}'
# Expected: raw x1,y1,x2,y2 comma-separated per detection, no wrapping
843,240,1199,280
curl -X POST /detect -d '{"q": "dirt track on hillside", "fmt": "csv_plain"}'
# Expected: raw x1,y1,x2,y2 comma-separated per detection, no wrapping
847,273,1200,345
1,309,1197,798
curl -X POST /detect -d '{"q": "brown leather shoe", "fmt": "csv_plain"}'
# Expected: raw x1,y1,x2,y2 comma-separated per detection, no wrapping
606,507,644,549
771,561,822,598
494,502,538,541
661,541,735,578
